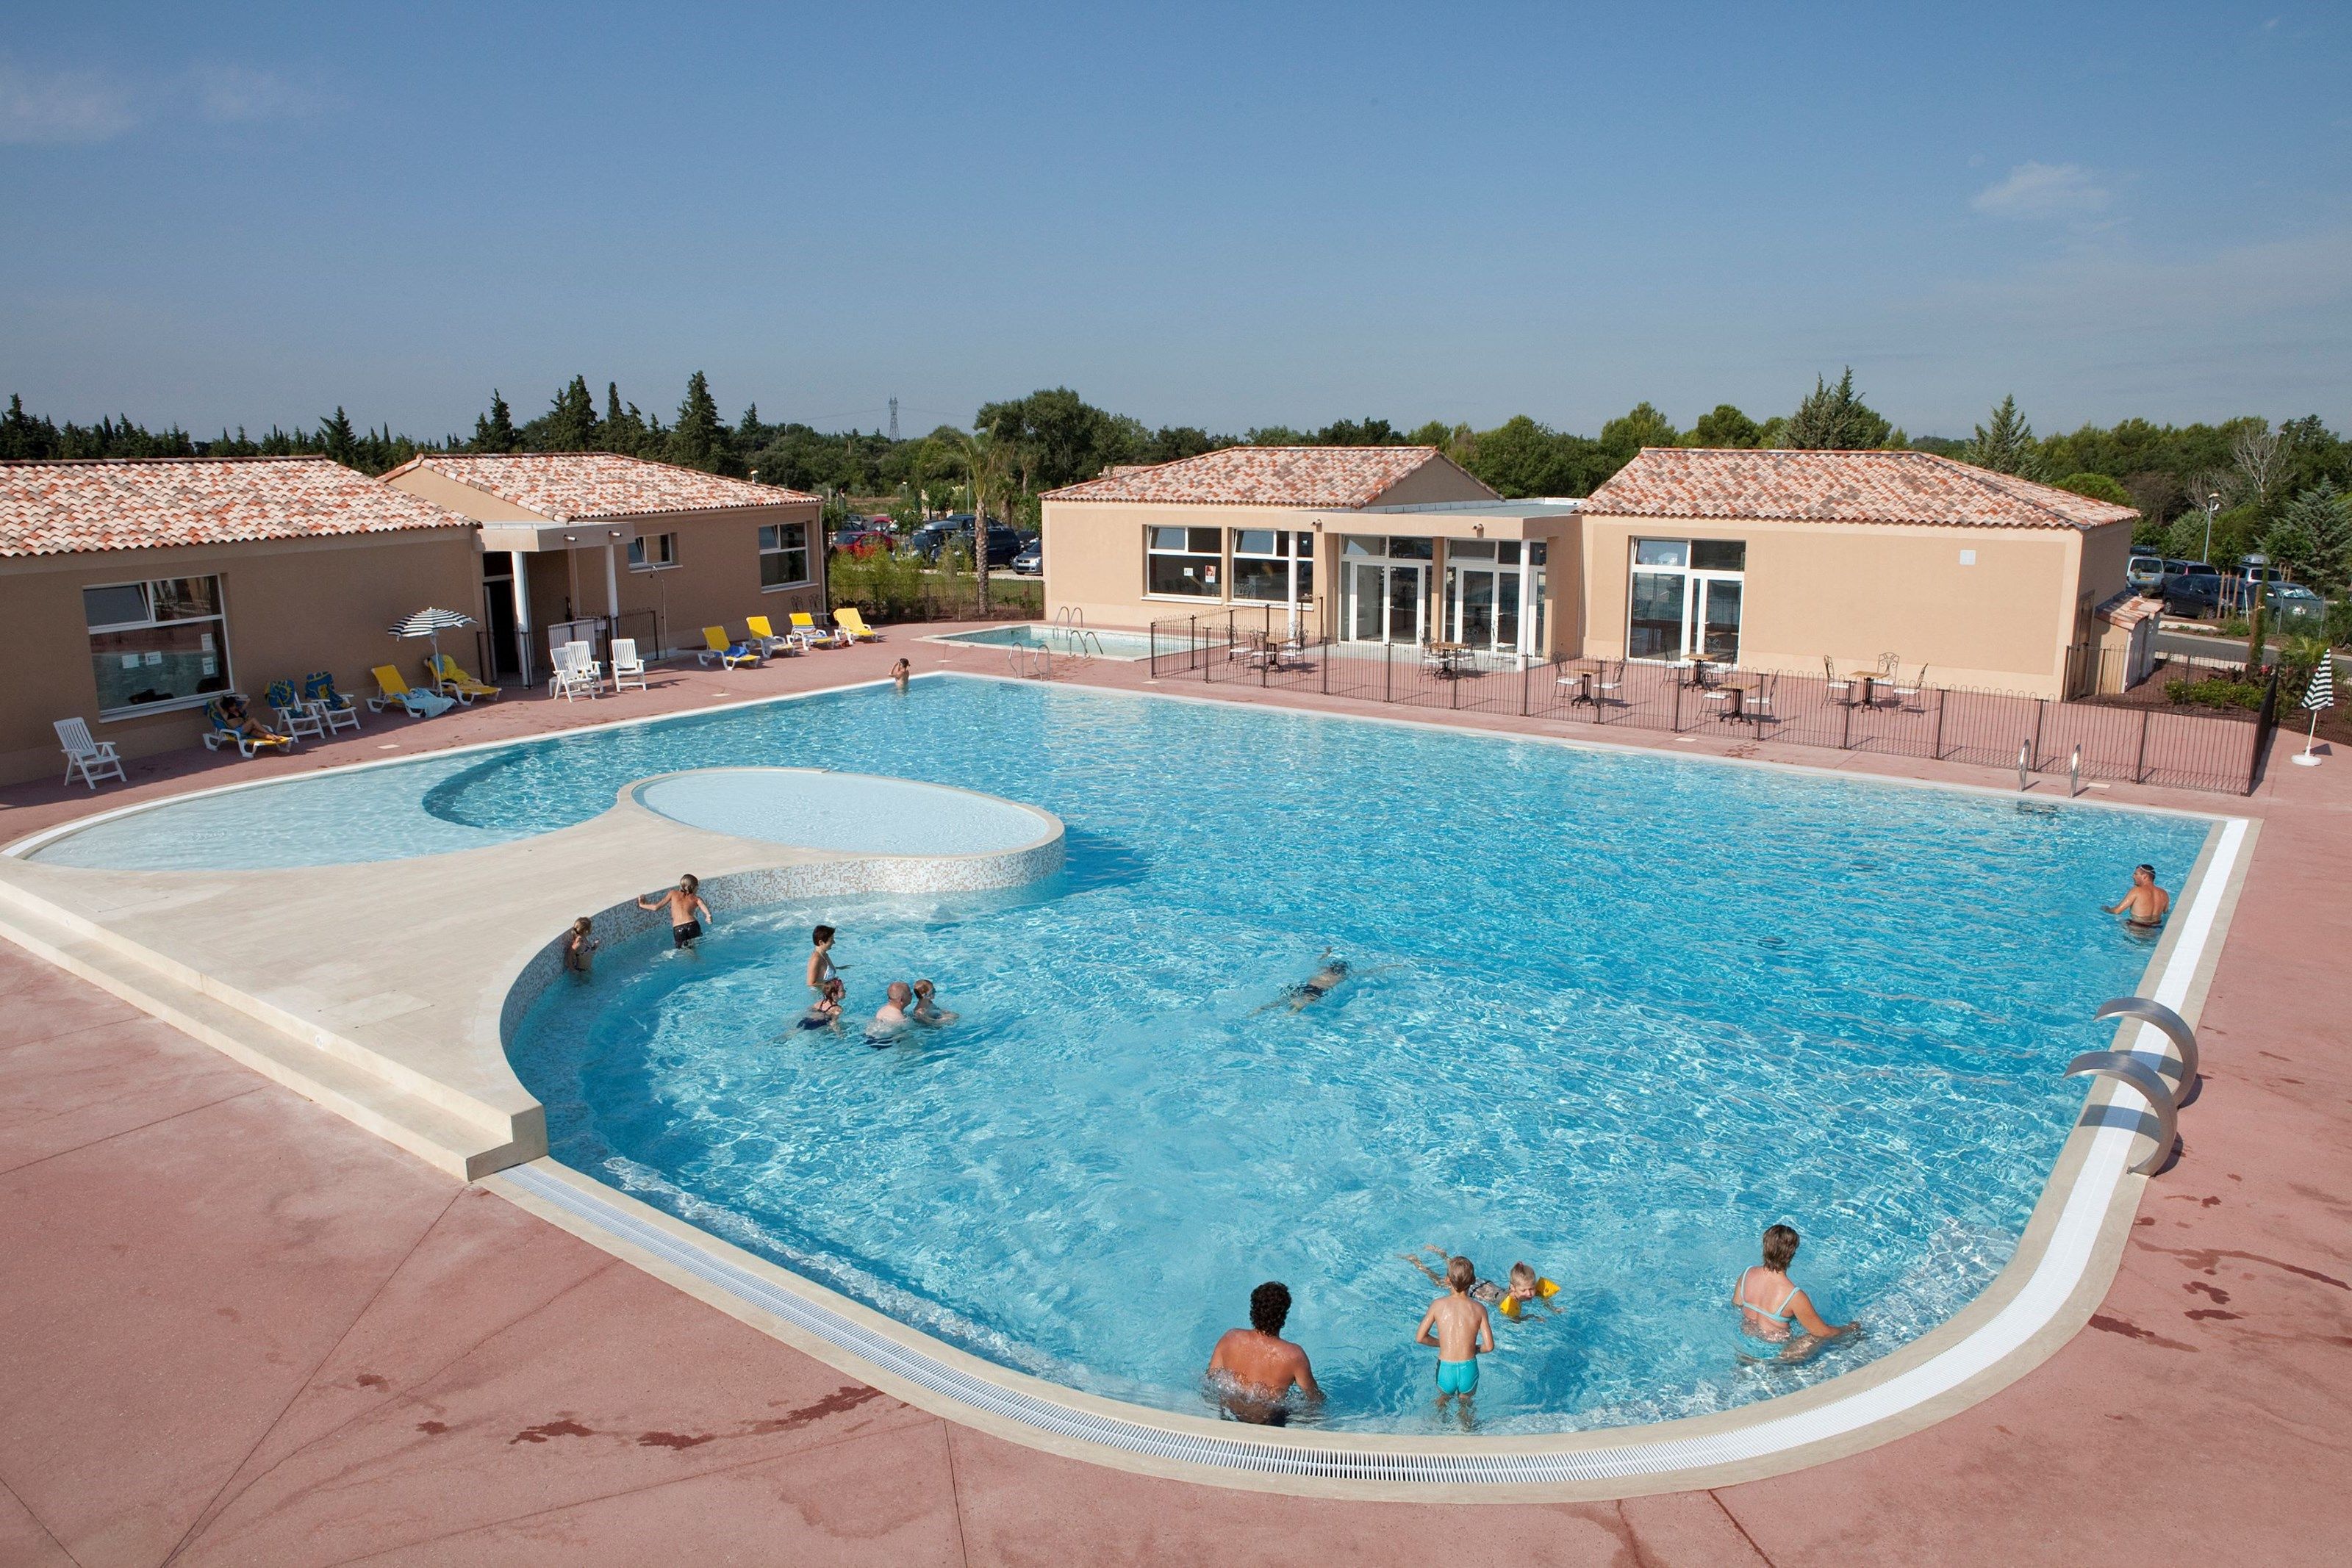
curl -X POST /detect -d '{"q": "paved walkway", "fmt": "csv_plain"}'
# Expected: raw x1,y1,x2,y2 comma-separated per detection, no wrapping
3,634,2348,1564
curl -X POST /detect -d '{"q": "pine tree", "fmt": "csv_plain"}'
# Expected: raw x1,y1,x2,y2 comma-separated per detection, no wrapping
539,375,600,451
1962,395,2047,478
319,406,358,465
2270,480,2352,591
471,390,520,453
667,370,730,472
1782,368,1893,450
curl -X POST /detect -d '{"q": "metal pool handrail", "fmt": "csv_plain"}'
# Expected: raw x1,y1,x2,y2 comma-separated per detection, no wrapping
2064,1051,2179,1176
2093,996,2198,1098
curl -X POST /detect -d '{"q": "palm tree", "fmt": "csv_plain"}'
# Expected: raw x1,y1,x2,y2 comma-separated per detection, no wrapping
935,428,1014,614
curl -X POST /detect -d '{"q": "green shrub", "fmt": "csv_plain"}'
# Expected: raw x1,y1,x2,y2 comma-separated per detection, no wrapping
827,549,931,619
2057,472,2132,506
2163,676,2266,711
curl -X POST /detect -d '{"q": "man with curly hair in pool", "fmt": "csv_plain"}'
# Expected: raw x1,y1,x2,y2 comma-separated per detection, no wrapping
1206,1281,1321,1425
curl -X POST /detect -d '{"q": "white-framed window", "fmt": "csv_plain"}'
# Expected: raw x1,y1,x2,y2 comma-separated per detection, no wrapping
84,575,232,718
1229,529,1315,605
759,522,811,589
1627,537,1746,661
1146,525,1222,597
627,531,678,571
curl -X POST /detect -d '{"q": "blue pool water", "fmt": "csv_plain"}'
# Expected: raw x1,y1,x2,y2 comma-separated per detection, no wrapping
635,770,1053,856
446,677,2203,1434
927,623,1159,659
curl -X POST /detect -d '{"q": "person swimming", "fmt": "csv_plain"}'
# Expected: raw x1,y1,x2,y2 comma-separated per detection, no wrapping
1402,1247,1560,1322
1258,949,1405,1013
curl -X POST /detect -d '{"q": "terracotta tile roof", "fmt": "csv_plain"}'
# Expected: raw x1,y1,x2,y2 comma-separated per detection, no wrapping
389,453,817,521
0,456,472,560
1045,446,1494,508
1584,448,2140,531
2098,589,2164,629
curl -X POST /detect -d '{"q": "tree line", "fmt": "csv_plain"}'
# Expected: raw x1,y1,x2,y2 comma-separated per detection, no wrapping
6,367,2348,589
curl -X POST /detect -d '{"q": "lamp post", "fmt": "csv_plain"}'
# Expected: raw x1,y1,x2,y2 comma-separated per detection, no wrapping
2201,492,2220,564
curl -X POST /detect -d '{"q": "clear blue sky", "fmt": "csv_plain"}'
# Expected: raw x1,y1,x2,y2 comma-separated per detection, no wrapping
4,1,2348,442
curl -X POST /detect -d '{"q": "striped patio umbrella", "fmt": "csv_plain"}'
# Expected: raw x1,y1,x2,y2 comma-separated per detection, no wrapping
387,607,478,677
2295,649,2335,765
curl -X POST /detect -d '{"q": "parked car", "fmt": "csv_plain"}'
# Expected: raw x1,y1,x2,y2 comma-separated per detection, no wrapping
2156,558,2219,597
1009,540,1043,576
2162,572,2225,619
830,526,895,558
2263,582,2329,630
908,515,1022,568
2126,551,2164,591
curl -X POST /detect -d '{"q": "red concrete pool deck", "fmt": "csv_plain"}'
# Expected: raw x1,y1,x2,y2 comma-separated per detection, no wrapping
2,634,2348,1565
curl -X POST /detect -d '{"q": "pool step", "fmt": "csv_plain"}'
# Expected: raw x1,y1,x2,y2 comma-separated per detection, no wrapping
0,892,534,1182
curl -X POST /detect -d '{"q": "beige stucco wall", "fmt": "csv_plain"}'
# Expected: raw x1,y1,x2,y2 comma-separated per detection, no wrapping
1041,500,1572,647
0,529,481,785
1577,514,2093,696
493,504,821,660
391,469,827,663
1039,501,1317,633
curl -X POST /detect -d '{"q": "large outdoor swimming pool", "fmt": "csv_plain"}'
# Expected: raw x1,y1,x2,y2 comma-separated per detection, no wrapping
24,675,2209,1434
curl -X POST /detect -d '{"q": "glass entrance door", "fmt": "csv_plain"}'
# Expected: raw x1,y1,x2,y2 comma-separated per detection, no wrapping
1695,576,1742,662
1347,560,1426,645
1385,564,1424,644
1450,567,1497,649
1349,562,1385,641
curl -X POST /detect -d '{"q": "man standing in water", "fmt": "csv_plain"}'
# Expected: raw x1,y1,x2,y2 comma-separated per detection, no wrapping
2106,864,2170,928
1206,1281,1321,1425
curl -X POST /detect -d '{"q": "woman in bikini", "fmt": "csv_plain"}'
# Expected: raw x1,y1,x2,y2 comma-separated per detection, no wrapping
1734,1224,1858,1364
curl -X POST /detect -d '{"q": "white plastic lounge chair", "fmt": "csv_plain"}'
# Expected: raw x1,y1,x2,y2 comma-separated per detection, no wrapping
547,643,594,701
566,640,607,695
265,679,326,742
304,672,362,733
55,718,125,790
611,637,648,691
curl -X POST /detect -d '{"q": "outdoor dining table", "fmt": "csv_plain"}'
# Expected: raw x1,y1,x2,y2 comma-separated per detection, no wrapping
1430,642,1472,677
1709,677,1759,721
1563,668,1596,706
1846,671,1885,707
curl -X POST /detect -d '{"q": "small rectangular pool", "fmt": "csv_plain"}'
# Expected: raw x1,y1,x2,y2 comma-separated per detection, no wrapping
922,623,1158,661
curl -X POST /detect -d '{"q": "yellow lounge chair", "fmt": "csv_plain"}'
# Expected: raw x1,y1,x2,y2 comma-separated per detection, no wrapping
832,606,881,642
787,611,843,650
426,653,501,703
745,615,797,657
697,625,763,671
368,665,455,718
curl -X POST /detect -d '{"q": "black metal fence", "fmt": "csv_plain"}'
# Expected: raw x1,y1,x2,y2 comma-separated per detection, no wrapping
1148,611,2270,794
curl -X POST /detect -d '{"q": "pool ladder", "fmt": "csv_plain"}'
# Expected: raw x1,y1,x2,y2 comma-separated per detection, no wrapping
1008,645,1053,680
2066,996,2198,1175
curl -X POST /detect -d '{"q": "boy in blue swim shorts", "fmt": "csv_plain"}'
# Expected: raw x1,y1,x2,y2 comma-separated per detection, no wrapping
1414,1254,1494,1428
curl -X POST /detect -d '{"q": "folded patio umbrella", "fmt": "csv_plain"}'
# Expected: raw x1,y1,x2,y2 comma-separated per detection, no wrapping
388,607,479,678
2295,648,2335,766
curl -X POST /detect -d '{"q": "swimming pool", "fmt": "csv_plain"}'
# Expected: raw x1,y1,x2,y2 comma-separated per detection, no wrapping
429,677,2206,1434
923,623,1158,660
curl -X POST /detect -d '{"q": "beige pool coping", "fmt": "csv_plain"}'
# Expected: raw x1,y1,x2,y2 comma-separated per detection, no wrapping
0,672,2254,1500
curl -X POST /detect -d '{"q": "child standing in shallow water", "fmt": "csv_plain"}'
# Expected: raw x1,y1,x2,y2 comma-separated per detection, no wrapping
562,917,598,979
796,977,845,1032
1414,1254,1494,1428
